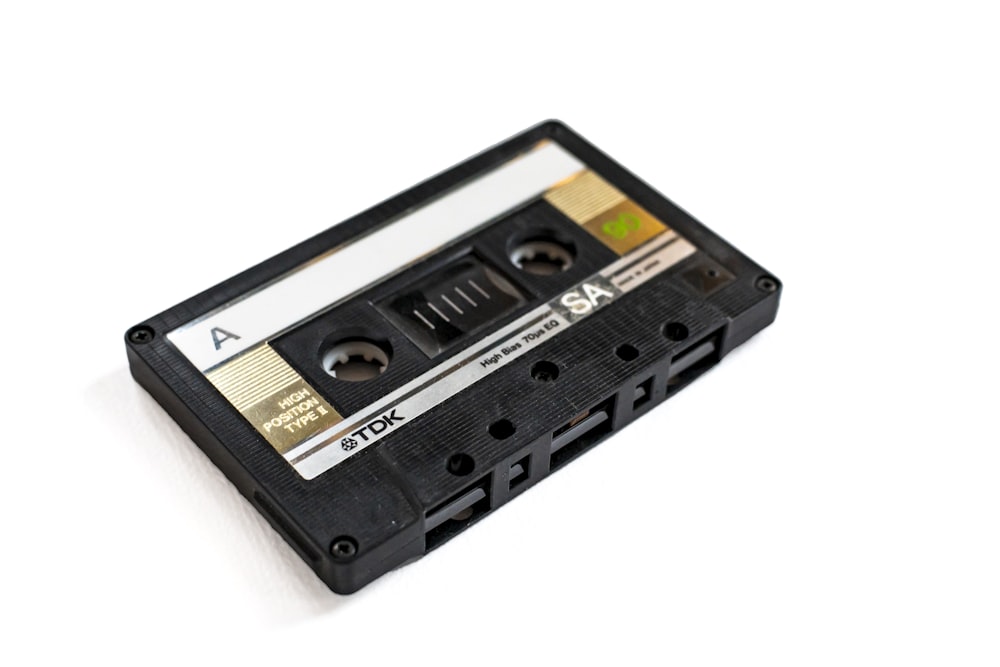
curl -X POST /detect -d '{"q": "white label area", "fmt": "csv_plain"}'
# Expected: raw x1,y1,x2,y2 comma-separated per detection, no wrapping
167,141,585,371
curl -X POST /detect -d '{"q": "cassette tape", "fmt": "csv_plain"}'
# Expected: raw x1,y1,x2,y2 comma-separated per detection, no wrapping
126,121,781,593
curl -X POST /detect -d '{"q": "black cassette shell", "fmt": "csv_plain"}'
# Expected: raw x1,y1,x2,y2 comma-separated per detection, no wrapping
126,121,781,594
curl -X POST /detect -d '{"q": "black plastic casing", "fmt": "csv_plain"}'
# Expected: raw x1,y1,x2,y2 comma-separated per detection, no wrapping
126,121,781,594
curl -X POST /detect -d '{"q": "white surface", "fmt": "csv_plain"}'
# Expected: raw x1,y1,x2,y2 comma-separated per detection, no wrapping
168,141,583,370
1,1,998,665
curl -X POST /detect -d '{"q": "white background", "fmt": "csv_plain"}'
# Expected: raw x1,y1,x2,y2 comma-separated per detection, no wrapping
2,2,998,665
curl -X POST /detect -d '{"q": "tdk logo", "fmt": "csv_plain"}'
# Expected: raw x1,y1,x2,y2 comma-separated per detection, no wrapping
349,409,405,443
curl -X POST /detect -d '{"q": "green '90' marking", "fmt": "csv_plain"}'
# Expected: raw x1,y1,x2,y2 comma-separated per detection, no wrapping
601,213,641,239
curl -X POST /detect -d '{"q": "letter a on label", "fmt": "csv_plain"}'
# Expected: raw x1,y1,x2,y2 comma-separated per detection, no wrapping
211,327,241,350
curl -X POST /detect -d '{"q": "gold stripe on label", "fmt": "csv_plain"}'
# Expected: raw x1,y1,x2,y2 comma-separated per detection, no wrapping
545,170,671,256
544,170,626,222
207,344,342,454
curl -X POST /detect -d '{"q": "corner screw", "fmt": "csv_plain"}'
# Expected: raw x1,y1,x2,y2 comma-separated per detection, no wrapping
331,537,358,560
128,326,154,344
755,276,779,293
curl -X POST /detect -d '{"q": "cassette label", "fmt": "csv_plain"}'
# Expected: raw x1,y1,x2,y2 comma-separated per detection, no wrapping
165,141,696,478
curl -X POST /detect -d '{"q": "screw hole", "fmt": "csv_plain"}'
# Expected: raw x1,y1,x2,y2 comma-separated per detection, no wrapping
128,325,154,344
755,276,779,293
446,453,475,476
330,536,358,560
489,419,516,440
530,360,560,382
615,344,640,362
707,269,720,278
664,322,689,341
